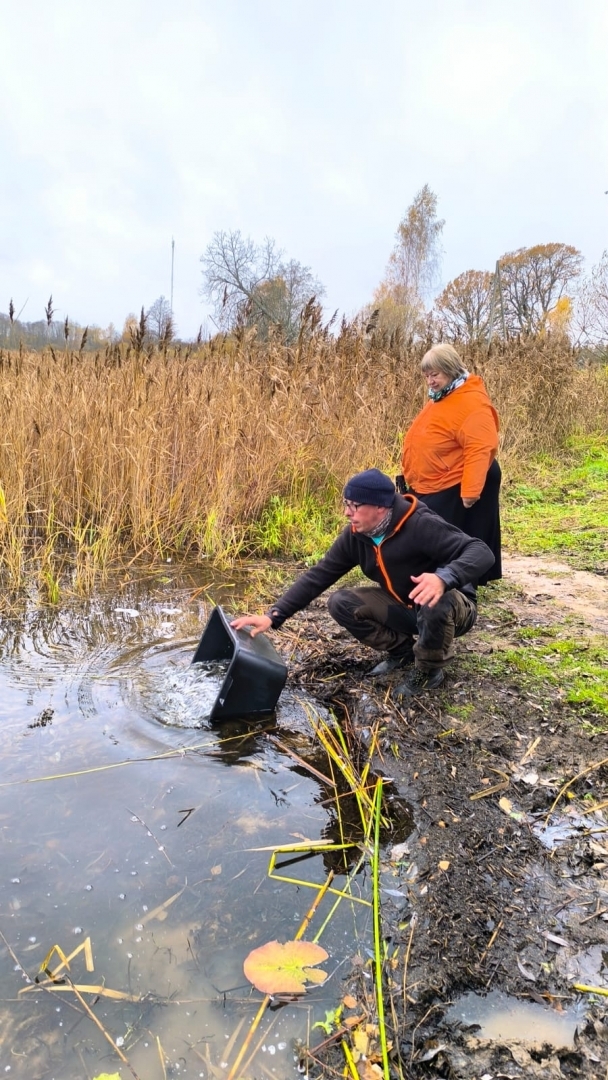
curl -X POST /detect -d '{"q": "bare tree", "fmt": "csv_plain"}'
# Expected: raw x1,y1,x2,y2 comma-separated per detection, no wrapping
499,244,583,335
146,295,174,341
434,270,493,342
372,184,444,337
200,230,324,340
574,250,608,345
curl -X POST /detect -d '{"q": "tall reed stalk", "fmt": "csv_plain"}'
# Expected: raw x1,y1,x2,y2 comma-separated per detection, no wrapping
0,333,606,588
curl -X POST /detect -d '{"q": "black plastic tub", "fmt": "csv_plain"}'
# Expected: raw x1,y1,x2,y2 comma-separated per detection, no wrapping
192,605,288,722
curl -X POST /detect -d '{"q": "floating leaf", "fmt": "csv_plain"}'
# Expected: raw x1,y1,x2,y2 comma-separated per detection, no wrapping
92,1074,121,1080
243,939,328,994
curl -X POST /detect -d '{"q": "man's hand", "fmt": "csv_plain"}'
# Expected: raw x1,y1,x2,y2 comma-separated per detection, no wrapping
409,573,446,608
462,496,479,508
230,614,272,638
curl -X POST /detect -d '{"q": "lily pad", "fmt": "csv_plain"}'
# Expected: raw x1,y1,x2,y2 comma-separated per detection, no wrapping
243,939,329,994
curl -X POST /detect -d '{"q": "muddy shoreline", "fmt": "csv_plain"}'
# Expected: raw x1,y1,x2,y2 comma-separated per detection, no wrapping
271,573,608,1078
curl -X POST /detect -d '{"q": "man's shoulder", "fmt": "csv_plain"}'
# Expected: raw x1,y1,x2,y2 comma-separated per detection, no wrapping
391,495,438,533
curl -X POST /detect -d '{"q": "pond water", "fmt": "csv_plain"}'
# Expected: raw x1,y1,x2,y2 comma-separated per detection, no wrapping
0,569,378,1080
445,988,583,1049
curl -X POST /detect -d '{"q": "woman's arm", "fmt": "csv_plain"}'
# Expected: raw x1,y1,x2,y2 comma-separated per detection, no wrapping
458,408,499,501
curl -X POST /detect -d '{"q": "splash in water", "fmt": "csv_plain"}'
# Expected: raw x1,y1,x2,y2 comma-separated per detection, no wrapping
145,659,230,727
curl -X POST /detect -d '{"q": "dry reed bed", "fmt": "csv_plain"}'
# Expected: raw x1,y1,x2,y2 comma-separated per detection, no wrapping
0,334,606,584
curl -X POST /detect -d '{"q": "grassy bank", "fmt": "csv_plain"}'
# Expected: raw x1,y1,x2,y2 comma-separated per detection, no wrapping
0,333,607,592
463,580,608,724
502,435,608,570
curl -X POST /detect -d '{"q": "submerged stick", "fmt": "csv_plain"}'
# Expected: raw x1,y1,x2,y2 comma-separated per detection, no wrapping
0,928,31,984
127,807,173,865
266,733,335,787
67,977,142,1080
0,740,218,789
157,1034,168,1080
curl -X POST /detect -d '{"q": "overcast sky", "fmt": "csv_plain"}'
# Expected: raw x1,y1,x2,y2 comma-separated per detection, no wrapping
1,0,607,338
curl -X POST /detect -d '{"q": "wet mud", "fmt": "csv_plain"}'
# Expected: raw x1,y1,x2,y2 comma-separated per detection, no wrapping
271,562,608,1079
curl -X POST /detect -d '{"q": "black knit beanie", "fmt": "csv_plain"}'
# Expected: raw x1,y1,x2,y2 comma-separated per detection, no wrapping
343,469,396,508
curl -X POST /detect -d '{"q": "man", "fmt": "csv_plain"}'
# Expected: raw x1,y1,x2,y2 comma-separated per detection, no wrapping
231,468,494,697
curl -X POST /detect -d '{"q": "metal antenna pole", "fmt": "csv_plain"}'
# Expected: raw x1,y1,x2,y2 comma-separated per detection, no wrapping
488,260,499,345
170,237,175,315
488,259,506,346
497,261,506,340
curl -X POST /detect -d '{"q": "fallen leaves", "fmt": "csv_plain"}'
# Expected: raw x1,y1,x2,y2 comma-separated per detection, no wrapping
498,796,525,821
517,955,537,981
470,768,509,800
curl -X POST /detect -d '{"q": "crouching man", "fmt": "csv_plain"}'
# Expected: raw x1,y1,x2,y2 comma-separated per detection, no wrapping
232,468,494,697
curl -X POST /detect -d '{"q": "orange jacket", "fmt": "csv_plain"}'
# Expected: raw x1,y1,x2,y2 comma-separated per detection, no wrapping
401,375,499,499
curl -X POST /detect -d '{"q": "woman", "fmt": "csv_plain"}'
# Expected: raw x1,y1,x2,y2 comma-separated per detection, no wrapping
400,343,501,585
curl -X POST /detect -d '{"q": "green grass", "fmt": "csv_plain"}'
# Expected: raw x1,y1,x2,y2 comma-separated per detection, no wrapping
466,608,608,726
466,579,608,727
502,634,608,717
502,435,608,568
249,493,340,563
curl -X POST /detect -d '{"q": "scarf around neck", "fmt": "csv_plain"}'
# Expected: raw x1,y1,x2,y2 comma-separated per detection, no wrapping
362,505,394,539
428,370,469,402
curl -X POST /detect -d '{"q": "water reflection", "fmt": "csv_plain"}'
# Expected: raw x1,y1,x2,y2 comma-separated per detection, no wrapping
0,570,376,1079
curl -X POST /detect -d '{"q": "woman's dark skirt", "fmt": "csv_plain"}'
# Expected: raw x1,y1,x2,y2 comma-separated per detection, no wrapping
411,459,502,586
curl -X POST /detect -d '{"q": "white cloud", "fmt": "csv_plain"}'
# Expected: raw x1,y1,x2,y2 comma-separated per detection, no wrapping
0,0,607,336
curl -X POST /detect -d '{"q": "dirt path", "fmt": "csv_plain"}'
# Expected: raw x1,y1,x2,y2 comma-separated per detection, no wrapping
503,554,608,634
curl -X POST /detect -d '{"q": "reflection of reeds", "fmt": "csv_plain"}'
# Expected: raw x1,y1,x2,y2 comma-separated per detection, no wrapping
0,334,605,590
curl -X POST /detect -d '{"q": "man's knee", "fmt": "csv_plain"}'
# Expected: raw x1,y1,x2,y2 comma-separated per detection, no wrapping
451,591,477,637
327,588,357,624
419,590,475,631
418,591,454,631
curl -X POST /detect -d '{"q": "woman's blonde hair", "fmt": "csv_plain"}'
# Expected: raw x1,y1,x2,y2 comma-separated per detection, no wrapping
421,344,467,380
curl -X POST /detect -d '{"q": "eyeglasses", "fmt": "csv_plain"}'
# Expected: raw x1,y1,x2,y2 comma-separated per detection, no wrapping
343,499,364,511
